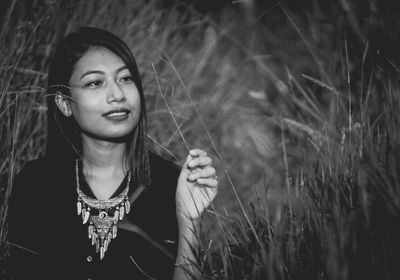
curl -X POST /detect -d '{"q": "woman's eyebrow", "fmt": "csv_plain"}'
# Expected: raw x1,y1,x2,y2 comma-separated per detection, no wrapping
80,66,128,80
116,65,128,73
80,70,105,80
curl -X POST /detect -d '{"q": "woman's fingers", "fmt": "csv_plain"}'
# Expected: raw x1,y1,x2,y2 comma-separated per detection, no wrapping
184,149,218,188
194,177,218,188
188,166,215,181
189,149,207,157
184,149,209,170
187,155,212,169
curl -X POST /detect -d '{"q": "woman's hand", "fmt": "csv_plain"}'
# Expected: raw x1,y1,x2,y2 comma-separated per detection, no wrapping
176,149,218,222
174,149,218,279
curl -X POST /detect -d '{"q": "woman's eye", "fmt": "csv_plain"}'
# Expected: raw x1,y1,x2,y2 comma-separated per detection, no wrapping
120,76,133,82
85,80,103,87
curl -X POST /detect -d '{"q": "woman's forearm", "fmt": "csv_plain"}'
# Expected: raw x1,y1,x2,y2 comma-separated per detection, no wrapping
173,216,201,280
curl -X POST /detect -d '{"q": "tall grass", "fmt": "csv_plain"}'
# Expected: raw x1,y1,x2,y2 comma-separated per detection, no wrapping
1,0,400,279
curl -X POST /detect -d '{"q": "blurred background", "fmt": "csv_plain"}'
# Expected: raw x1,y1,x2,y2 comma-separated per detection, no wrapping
1,0,400,279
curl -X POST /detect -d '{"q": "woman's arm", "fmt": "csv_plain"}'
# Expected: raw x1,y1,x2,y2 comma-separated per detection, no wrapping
174,149,218,280
173,215,200,280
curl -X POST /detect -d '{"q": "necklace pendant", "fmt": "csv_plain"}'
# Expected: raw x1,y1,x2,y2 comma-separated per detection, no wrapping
114,210,119,221
103,240,108,254
107,232,112,244
112,224,117,238
95,238,100,253
91,232,97,246
125,198,130,214
119,205,125,220
77,201,82,215
81,207,86,221
86,210,122,260
83,208,90,224
100,246,105,260
88,224,94,239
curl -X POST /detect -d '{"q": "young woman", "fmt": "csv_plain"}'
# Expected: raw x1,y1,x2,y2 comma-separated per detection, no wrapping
7,26,218,280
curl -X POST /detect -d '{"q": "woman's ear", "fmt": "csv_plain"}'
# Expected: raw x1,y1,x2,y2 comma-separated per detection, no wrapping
55,93,72,117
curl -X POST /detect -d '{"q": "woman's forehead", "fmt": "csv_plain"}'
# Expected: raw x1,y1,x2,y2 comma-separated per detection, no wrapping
73,47,126,73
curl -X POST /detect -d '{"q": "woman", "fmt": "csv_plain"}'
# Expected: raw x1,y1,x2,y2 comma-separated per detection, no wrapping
7,26,218,279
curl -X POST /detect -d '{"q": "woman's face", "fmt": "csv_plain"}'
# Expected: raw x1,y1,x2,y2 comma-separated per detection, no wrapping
65,47,141,141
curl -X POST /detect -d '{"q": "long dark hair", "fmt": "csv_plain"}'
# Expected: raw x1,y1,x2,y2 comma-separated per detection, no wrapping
46,26,150,186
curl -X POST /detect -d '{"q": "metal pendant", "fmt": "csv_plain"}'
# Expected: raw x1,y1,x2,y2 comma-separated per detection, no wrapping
76,195,130,260
87,210,124,260
125,198,130,214
77,201,82,215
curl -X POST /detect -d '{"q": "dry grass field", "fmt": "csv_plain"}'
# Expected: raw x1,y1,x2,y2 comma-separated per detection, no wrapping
1,0,400,279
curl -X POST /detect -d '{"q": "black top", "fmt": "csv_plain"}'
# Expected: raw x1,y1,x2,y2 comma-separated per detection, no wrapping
7,152,180,280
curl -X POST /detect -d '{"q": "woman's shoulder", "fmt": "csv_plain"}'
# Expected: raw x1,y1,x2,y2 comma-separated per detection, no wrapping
8,157,58,231
14,156,64,182
14,157,48,183
12,156,73,200
17,156,49,171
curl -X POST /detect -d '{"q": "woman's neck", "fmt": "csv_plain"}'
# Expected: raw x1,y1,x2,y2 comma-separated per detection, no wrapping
82,137,126,169
81,134,128,199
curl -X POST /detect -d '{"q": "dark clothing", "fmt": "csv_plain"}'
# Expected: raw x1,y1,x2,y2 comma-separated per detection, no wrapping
7,152,180,280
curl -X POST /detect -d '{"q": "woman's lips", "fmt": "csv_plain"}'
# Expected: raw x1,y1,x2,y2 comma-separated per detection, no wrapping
103,109,130,121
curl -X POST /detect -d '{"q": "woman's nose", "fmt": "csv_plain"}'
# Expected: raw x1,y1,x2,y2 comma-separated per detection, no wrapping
107,80,125,103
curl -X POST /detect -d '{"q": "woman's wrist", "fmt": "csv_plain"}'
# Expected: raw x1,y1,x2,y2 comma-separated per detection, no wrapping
176,211,201,232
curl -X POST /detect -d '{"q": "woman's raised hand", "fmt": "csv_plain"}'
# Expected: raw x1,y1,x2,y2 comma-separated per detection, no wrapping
176,149,218,222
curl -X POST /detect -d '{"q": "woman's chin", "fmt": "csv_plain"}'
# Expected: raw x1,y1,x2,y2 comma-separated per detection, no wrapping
82,129,135,144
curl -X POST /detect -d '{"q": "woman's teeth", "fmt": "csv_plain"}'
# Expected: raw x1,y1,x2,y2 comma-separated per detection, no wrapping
107,112,127,117
104,110,130,120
